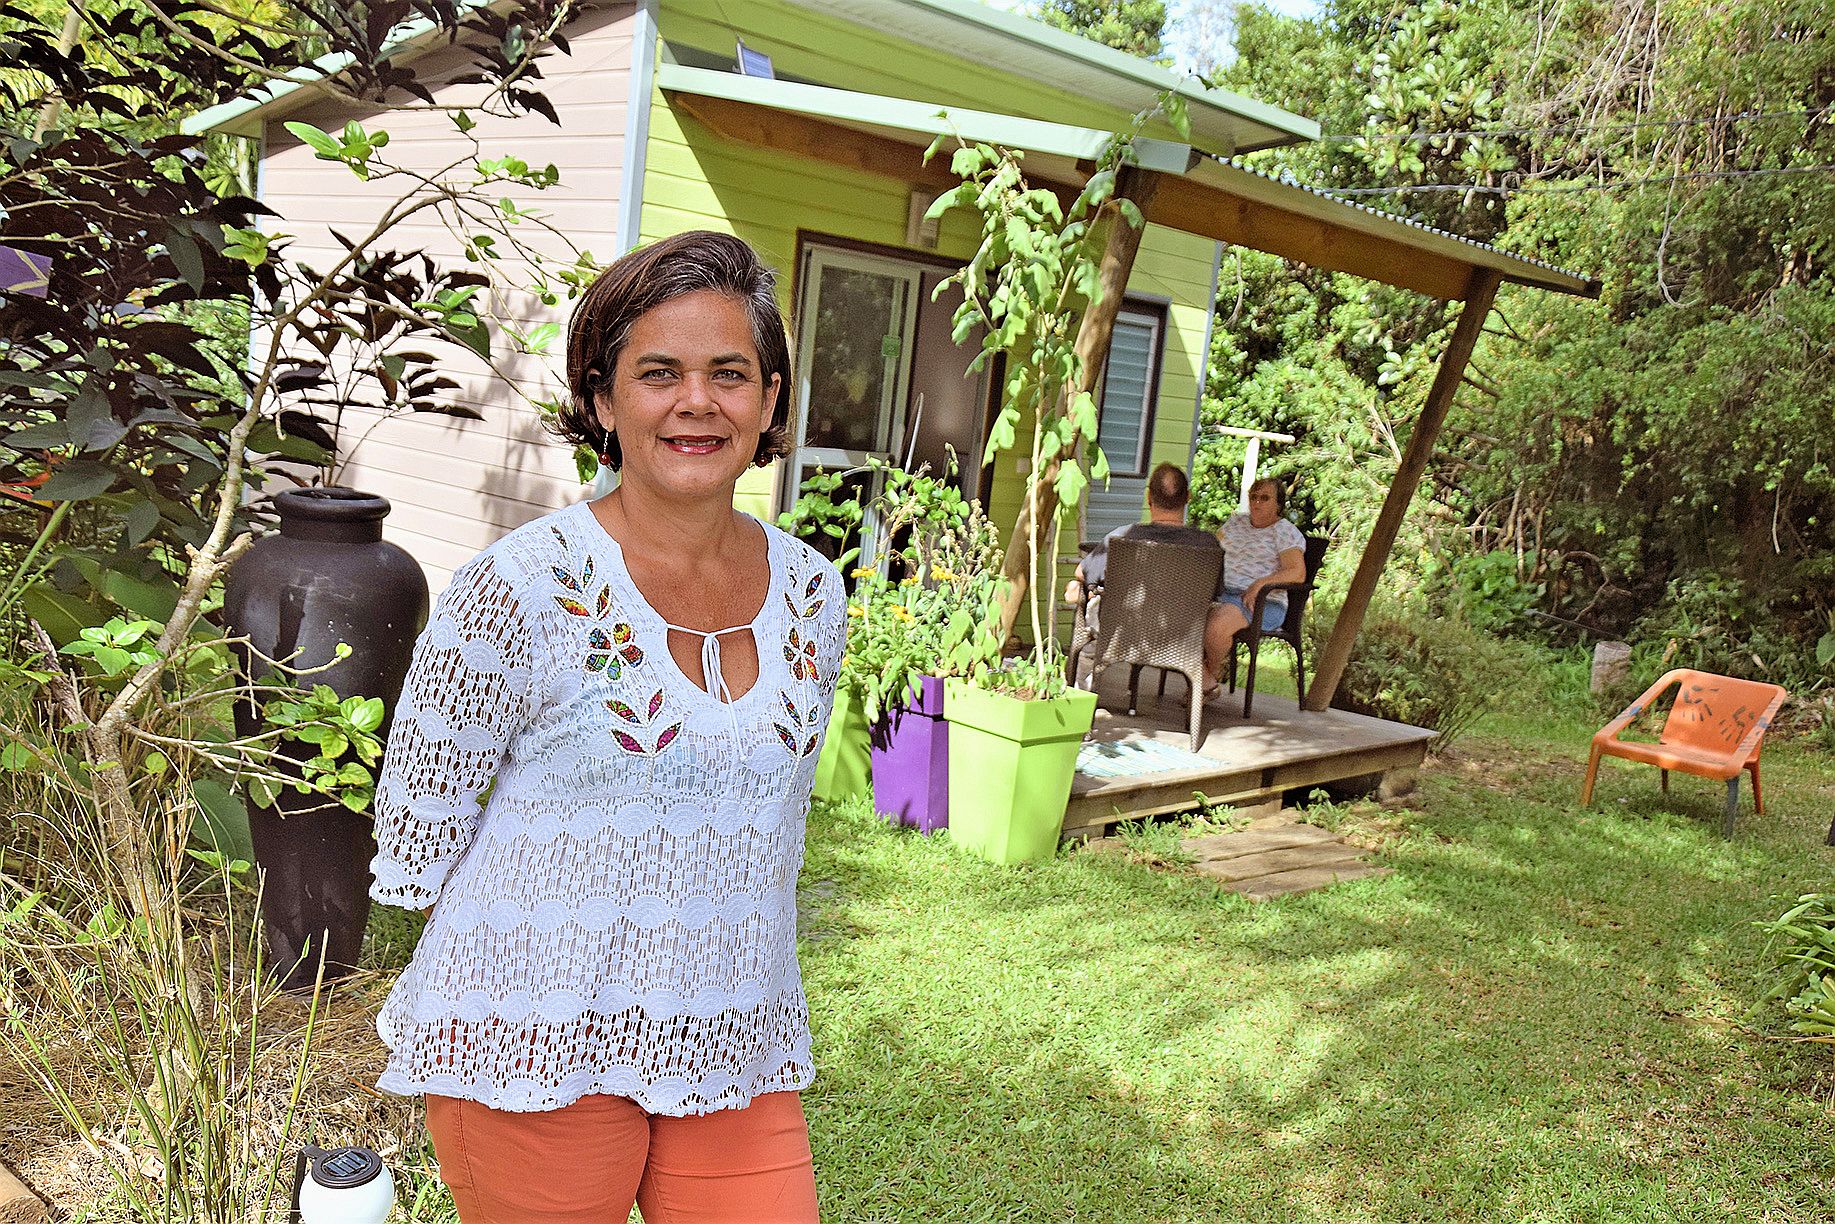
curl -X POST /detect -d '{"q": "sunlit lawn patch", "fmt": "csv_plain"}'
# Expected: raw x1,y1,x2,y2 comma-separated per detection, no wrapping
797,702,1834,1221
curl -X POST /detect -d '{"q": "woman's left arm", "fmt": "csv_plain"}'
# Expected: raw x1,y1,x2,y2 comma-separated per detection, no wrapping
812,562,848,698
1243,532,1308,608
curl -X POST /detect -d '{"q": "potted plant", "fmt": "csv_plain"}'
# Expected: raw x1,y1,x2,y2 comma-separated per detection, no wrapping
922,100,1183,863
785,461,1004,824
844,461,1004,832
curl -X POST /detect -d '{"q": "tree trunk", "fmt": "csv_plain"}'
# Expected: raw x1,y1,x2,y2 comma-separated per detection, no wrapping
995,165,1163,644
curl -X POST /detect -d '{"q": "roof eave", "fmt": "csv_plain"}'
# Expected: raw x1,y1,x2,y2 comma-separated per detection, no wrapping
779,0,1319,154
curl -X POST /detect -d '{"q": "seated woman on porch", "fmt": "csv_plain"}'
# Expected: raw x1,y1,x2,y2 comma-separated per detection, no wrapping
368,231,843,1223
1203,475,1307,699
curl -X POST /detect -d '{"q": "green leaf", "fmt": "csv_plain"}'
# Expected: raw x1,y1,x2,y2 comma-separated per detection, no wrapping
191,778,253,861
165,231,205,292
3,418,72,448
347,697,386,733
21,584,106,646
0,742,33,770
285,121,341,159
36,461,117,502
1162,91,1191,140
92,645,132,675
123,498,161,546
91,565,180,623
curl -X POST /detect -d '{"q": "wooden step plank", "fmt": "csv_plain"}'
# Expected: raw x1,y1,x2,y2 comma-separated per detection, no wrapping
1194,842,1367,882
1180,822,1337,861
1224,862,1394,901
0,1160,45,1224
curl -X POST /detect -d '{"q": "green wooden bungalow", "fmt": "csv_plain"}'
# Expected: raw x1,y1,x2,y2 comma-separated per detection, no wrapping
194,0,1595,828
190,0,1311,584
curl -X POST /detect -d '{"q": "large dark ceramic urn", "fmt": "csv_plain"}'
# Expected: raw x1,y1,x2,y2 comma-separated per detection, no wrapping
222,487,429,989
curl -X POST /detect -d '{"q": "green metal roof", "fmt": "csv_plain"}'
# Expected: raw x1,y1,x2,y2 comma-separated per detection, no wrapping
184,0,1318,153
778,0,1317,155
660,67,1596,299
655,62,1197,174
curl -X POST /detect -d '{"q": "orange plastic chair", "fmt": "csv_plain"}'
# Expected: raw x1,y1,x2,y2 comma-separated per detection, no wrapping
1581,668,1788,837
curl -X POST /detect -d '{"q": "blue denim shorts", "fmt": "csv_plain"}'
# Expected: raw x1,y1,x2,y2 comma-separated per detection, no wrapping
1216,591,1286,631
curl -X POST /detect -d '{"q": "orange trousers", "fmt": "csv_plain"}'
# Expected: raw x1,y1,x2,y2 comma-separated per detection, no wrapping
424,1091,819,1223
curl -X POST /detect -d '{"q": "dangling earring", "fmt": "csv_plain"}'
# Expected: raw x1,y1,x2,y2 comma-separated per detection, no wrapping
596,425,613,467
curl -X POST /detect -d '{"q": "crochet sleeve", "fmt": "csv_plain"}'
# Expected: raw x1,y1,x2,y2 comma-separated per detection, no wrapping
370,551,537,909
814,562,847,695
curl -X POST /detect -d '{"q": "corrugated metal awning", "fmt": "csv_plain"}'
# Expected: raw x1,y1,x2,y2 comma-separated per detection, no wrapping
659,64,1597,301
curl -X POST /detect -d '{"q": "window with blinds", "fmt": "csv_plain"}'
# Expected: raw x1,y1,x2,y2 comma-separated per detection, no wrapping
1095,308,1162,477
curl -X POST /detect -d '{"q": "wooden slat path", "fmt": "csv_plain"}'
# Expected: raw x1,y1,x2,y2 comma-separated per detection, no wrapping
1062,670,1434,840
1181,813,1393,900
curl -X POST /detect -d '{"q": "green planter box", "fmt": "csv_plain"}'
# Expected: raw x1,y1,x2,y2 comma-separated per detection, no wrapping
813,682,872,804
943,680,1097,865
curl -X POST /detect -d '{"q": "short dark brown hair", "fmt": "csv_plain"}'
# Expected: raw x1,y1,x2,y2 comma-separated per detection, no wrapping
1145,462,1191,512
555,231,793,471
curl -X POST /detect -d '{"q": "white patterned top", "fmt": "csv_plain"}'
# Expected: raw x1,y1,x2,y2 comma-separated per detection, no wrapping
369,501,845,1116
1219,512,1307,613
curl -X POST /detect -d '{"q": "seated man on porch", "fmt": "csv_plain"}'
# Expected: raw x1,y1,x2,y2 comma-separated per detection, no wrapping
1202,476,1307,701
1066,461,1219,639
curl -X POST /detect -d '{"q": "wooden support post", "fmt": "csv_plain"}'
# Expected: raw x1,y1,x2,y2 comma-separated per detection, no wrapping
1303,268,1503,712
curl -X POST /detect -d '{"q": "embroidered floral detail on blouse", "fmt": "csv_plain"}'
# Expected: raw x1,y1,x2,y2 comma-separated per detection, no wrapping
772,690,822,759
586,624,644,678
605,687,682,756
548,525,663,747
549,529,617,623
782,571,825,683
781,572,825,622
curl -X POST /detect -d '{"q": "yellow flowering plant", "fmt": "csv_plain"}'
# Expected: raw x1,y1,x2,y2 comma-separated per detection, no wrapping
782,458,1005,724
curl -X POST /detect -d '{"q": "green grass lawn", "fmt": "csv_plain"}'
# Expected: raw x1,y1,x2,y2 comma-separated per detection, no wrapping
795,699,1835,1221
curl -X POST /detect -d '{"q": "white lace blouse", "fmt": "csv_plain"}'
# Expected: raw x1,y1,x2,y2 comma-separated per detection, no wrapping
369,501,845,1116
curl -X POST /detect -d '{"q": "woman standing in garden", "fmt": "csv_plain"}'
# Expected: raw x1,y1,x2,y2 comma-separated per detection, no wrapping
368,231,844,1222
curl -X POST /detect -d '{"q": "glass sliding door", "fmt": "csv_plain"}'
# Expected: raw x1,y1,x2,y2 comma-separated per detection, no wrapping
783,247,922,562
782,243,995,569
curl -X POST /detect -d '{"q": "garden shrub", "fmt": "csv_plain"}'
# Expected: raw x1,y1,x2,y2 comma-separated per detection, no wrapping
1308,596,1525,749
1756,894,1835,1051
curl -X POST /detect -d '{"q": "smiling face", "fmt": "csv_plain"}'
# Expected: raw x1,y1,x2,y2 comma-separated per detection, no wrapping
595,290,781,506
1247,479,1281,529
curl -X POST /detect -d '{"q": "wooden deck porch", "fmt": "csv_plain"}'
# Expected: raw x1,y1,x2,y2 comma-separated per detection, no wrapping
1063,669,1436,841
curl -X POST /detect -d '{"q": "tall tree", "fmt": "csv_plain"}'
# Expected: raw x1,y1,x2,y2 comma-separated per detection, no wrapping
1028,0,1170,63
1200,0,1835,685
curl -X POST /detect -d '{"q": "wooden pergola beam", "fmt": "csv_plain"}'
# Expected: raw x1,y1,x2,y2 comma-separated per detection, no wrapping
674,89,1471,299
670,93,966,193
1303,267,1504,712
1146,173,1477,300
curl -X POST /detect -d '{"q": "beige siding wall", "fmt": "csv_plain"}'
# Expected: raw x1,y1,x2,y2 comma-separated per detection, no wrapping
259,4,636,588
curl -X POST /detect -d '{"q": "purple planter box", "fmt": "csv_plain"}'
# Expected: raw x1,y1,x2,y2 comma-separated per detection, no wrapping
869,675,949,833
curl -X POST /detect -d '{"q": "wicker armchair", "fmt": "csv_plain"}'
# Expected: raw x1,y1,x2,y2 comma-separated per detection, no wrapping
1226,534,1328,719
1067,537,1224,750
